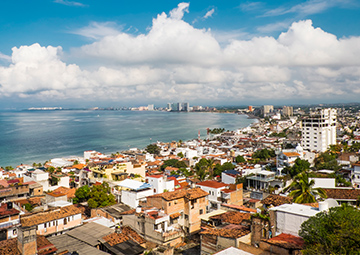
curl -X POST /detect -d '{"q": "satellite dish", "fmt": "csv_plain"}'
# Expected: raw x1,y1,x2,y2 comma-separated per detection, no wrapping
324,198,339,208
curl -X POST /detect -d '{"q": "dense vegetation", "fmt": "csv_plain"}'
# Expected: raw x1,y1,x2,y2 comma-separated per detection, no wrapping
300,205,360,254
73,182,116,208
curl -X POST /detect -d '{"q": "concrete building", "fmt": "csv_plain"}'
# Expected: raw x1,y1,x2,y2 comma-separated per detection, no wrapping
262,105,274,116
0,202,21,241
146,175,174,194
301,108,337,152
146,188,209,234
117,179,153,208
282,106,293,117
20,204,82,236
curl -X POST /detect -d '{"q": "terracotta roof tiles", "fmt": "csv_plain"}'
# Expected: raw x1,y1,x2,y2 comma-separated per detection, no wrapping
261,194,293,207
265,233,304,250
201,228,250,238
209,211,251,225
21,205,82,227
197,180,228,189
323,188,360,200
147,187,208,201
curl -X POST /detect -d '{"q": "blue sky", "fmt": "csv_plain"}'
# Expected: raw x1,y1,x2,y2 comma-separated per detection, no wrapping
0,0,360,108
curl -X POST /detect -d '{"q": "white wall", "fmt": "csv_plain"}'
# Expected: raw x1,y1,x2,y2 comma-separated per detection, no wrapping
221,173,236,184
121,189,154,208
310,178,336,189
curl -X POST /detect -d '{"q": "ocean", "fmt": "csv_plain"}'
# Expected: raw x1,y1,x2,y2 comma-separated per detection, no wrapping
0,110,255,167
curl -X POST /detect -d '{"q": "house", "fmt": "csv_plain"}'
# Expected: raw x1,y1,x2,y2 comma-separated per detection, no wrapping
0,202,21,241
121,207,184,247
221,169,241,184
89,161,146,181
0,183,30,201
246,170,275,191
259,233,304,255
351,162,360,188
0,229,57,255
20,204,82,236
90,203,131,226
146,187,209,234
261,194,293,208
279,151,301,167
146,175,174,194
196,181,229,210
323,188,360,205
48,222,113,255
200,227,251,255
100,228,146,255
269,199,339,237
116,179,153,208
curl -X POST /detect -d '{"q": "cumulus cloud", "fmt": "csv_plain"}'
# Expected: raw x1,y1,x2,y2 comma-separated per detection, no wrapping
1,3,360,105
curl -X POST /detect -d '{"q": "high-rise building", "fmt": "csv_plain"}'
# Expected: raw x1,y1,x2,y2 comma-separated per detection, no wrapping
169,102,190,112
248,106,253,112
167,103,171,111
262,105,274,116
301,108,337,152
147,104,154,111
282,106,293,116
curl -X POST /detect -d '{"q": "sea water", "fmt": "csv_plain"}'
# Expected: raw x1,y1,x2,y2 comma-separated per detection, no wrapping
0,110,254,167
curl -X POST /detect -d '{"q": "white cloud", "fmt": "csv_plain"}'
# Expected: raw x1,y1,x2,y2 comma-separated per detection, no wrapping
169,2,189,20
1,3,360,105
204,9,215,19
263,0,353,17
0,52,11,62
54,0,85,7
71,22,123,40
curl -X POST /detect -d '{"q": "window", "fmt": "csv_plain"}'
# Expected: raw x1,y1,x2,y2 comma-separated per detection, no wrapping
169,202,171,206
44,223,46,228
199,209,203,215
13,229,17,235
64,218,67,225
184,214,189,220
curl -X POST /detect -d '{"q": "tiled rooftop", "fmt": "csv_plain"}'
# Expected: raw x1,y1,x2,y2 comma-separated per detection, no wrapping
197,180,228,189
21,205,82,227
261,194,293,207
147,187,208,201
323,188,360,200
209,211,251,225
265,233,304,250
201,227,250,238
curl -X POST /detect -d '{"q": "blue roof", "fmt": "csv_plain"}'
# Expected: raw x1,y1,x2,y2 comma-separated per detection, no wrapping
223,169,240,175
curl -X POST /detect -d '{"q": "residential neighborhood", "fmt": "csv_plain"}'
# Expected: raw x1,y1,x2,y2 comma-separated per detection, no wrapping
1,105,360,254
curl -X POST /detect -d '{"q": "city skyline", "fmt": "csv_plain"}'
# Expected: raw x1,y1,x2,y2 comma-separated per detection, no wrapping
1,1,360,109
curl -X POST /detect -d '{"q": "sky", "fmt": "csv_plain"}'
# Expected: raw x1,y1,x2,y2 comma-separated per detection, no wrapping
0,0,360,109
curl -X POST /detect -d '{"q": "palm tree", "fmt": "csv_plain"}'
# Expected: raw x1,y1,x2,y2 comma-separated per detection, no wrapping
285,173,327,203
206,158,215,177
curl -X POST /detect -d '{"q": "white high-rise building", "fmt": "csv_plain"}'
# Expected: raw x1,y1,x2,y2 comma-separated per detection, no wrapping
301,108,337,152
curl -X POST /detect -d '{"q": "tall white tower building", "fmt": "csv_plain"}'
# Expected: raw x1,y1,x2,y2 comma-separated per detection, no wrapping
301,108,337,152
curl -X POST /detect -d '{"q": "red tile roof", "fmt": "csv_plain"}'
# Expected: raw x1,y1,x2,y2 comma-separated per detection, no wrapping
209,211,251,225
265,233,304,250
197,180,228,189
20,205,82,227
221,204,257,213
147,187,208,201
323,188,360,200
261,194,293,207
201,228,250,238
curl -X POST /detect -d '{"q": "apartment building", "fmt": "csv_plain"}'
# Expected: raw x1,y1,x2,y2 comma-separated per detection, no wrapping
301,108,337,152
146,187,208,234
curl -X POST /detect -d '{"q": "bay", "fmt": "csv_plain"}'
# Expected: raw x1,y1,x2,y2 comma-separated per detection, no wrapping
0,110,255,167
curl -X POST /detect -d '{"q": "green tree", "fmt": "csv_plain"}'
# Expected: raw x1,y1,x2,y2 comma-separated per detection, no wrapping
235,155,246,163
73,185,90,204
47,166,55,174
145,144,161,155
24,203,34,212
350,142,360,152
285,173,327,203
194,158,209,180
87,182,116,208
314,152,340,170
252,149,275,161
284,158,310,177
161,159,187,171
299,205,360,255
177,152,184,158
